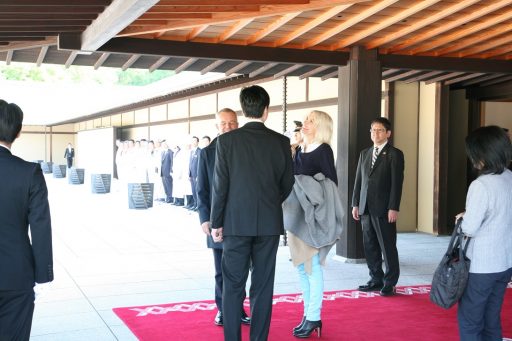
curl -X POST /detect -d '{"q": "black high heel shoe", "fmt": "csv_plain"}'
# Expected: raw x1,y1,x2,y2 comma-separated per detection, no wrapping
293,316,306,333
293,320,322,338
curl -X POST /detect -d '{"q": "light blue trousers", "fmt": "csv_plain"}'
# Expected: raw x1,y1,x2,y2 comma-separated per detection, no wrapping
297,254,323,321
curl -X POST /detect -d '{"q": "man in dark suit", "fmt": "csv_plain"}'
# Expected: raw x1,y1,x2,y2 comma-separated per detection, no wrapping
0,100,53,340
64,142,74,168
186,136,200,211
160,141,174,203
352,117,404,297
211,86,294,341
197,108,250,327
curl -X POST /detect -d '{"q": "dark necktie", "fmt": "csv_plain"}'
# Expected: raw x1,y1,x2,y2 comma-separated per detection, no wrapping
371,146,379,168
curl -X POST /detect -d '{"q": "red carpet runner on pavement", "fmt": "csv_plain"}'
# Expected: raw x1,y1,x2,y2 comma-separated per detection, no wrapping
113,284,512,341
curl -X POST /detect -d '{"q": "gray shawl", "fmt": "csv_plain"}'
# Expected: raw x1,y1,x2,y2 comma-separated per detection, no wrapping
283,173,345,261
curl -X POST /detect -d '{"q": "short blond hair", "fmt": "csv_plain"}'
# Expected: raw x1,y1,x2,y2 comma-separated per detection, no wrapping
304,110,333,145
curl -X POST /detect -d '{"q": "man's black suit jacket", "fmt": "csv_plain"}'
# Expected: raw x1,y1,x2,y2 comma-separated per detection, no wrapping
352,143,404,217
189,147,200,178
64,147,74,159
0,147,53,290
211,122,294,236
160,149,173,177
197,138,222,249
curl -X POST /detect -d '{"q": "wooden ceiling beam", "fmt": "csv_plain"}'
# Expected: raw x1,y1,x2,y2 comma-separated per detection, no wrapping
404,71,444,83
5,49,13,65
276,4,352,47
219,18,253,42
35,45,48,66
321,70,338,81
298,65,331,79
0,26,86,32
0,13,98,20
246,12,299,45
382,68,400,77
225,61,251,76
0,0,111,4
384,70,424,82
155,0,309,4
476,47,512,59
121,54,140,70
146,5,261,13
459,74,505,87
249,62,278,77
118,0,368,37
324,0,399,50
273,63,303,78
0,6,106,13
64,50,77,68
387,0,512,53
81,0,159,51
425,72,465,85
409,9,512,55
93,52,110,70
333,0,441,49
0,20,92,26
478,75,512,87
187,25,209,40
0,37,56,52
200,59,225,74
366,0,480,50
444,73,486,86
149,56,170,72
453,35,512,58
174,57,198,73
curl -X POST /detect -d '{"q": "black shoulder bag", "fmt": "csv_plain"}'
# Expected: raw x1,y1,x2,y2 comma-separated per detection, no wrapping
430,219,471,309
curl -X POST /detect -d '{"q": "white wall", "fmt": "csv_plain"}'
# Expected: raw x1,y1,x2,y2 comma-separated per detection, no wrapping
76,127,115,175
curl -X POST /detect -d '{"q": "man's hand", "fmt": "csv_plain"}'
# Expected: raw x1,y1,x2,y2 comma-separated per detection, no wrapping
201,222,211,236
455,212,465,223
352,207,360,221
211,227,223,242
388,210,399,223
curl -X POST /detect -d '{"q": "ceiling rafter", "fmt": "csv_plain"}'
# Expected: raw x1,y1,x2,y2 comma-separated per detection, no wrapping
93,52,110,70
476,46,512,59
332,0,441,50
249,62,278,77
246,11,299,45
149,56,170,72
452,35,512,58
118,0,368,37
298,65,331,79
387,0,512,53
365,0,480,50
404,71,445,83
459,73,505,87
187,24,209,40
409,9,512,55
273,63,303,78
384,70,424,82
444,73,485,85
145,5,261,13
121,54,140,70
5,49,13,64
200,59,225,74
276,4,352,47
35,45,49,66
425,72,465,85
64,50,77,68
435,23,512,56
479,74,512,87
225,61,251,76
321,70,338,81
174,57,198,73
155,0,310,5
219,18,253,42
326,0,399,50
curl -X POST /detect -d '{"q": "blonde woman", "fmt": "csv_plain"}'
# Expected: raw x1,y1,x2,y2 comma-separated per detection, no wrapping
285,110,343,338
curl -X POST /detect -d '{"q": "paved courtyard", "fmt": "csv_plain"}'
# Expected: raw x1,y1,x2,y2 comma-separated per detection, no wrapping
30,174,451,340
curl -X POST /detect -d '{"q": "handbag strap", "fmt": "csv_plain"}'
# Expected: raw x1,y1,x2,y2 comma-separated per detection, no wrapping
455,219,471,258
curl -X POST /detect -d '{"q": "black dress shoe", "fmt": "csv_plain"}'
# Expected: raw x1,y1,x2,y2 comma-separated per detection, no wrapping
380,285,396,296
214,311,223,326
240,311,251,325
293,316,306,333
358,282,383,292
293,320,322,338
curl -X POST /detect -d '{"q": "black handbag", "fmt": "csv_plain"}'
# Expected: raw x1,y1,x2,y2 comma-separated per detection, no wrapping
430,219,471,309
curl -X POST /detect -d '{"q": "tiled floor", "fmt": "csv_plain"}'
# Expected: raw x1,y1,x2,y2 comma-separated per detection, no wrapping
30,175,451,340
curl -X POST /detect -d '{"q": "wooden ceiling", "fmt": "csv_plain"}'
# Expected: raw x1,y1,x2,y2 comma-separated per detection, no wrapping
1,0,512,88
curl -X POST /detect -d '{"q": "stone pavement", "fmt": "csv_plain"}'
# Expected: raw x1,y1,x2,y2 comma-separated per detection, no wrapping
30,175,450,340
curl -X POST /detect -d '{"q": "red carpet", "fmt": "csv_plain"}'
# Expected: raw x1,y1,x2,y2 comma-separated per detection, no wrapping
113,284,512,341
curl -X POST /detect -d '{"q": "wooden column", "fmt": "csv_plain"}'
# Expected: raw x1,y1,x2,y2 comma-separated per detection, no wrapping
336,46,381,261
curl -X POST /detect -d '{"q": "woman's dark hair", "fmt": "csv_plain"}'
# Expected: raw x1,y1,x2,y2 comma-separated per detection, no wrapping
465,125,512,175
239,85,270,118
0,100,23,143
